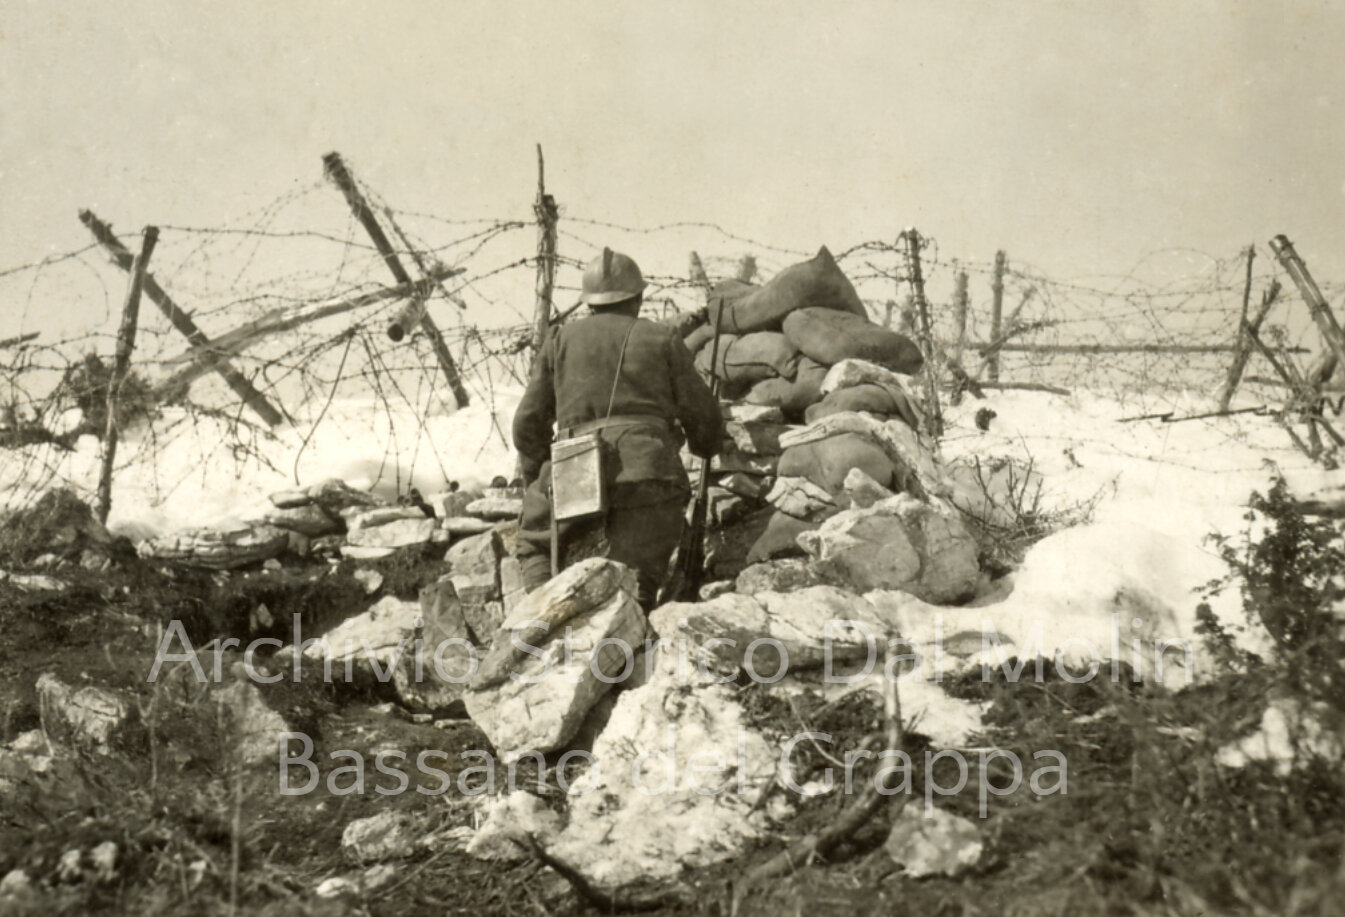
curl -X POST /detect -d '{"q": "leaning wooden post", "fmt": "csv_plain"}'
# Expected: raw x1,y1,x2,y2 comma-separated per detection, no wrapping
989,251,1006,382
1218,246,1258,413
532,144,560,354
79,210,285,427
1271,235,1345,369
900,228,943,438
96,226,158,523
322,152,470,407
688,251,711,293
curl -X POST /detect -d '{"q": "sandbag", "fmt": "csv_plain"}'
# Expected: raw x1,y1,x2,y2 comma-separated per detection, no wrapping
804,383,918,430
707,247,867,335
777,432,896,494
744,357,828,420
694,331,799,386
746,511,819,564
783,308,924,374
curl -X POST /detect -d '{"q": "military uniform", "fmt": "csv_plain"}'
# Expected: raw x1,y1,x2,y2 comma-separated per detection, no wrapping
513,306,722,608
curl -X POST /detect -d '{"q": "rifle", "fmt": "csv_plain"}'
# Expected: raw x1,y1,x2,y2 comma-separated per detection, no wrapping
660,304,726,604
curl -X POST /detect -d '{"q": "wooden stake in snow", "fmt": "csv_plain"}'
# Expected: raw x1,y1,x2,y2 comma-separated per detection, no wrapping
989,250,1006,382
900,228,943,438
1271,235,1345,375
1218,246,1258,413
96,226,158,524
80,210,285,427
533,144,560,355
322,151,470,407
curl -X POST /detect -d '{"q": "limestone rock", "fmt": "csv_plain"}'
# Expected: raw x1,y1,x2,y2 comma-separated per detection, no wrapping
442,516,494,536
499,556,526,615
263,503,342,537
345,516,435,550
139,523,289,570
466,496,523,520
342,812,417,862
547,646,778,887
301,596,420,680
885,806,982,877
843,467,895,508
36,673,133,755
307,479,378,516
345,505,429,530
798,494,979,604
717,471,774,501
651,585,895,675
466,793,563,862
339,544,397,561
765,476,838,520
726,403,785,424
269,489,312,509
389,580,475,711
734,558,826,594
709,488,750,526
465,560,644,762
445,530,503,610
725,420,791,456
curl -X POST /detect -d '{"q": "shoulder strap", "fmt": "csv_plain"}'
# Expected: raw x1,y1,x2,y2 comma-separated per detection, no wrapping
604,318,639,423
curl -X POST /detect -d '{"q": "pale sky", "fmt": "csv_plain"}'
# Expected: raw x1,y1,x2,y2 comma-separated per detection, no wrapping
2,0,1343,331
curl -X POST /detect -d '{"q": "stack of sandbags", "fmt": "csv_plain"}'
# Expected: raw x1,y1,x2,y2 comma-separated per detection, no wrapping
677,246,925,424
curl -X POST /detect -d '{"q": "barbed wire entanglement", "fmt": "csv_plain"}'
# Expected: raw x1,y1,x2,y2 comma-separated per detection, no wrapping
1,170,1339,513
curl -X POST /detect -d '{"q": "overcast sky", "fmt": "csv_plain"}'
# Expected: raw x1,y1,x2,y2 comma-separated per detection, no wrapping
2,0,1343,328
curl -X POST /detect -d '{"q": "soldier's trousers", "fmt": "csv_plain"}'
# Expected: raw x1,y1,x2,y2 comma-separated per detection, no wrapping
515,473,687,611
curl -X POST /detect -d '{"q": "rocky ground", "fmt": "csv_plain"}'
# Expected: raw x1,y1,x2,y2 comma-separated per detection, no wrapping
2,396,1345,916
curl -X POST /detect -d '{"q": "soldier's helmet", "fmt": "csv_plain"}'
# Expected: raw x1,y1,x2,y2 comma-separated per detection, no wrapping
580,247,646,307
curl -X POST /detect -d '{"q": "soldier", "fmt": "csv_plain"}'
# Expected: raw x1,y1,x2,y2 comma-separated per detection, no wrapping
512,248,723,609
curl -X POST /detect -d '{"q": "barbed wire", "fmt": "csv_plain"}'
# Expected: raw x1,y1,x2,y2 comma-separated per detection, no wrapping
1,181,1339,514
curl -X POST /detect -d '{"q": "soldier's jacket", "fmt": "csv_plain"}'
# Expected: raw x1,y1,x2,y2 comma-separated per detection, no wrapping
512,311,723,489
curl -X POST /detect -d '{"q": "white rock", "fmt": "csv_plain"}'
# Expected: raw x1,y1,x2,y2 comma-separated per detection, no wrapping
466,497,523,520
315,877,357,898
345,516,436,549
342,811,417,862
37,673,132,754
651,585,896,675
353,569,384,594
798,494,979,604
302,596,421,680
726,403,786,424
548,646,778,887
89,841,118,882
262,503,342,537
339,544,397,560
885,805,982,877
0,869,30,896
466,792,563,861
445,531,503,607
269,489,311,509
765,476,837,520
725,420,790,456
138,523,289,570
843,467,895,508
465,562,645,762
442,516,494,536
734,558,826,594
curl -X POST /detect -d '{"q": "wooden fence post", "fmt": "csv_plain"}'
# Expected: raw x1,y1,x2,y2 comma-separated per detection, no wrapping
96,226,158,523
949,265,969,404
533,144,559,354
689,251,711,294
1218,246,1257,412
989,251,1006,382
322,152,470,408
900,228,943,438
1271,235,1345,370
79,210,285,427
